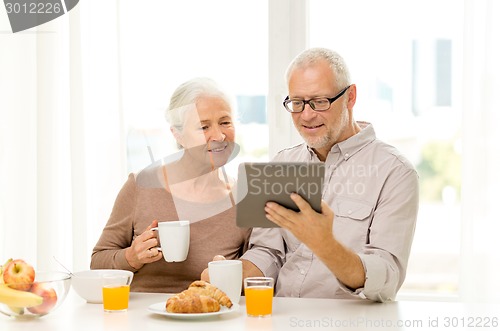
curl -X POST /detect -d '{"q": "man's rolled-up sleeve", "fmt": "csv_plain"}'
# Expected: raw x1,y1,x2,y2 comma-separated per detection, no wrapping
240,228,286,280
336,253,399,302
338,165,419,302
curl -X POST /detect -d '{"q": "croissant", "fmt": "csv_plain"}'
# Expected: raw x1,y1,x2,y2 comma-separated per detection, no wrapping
186,280,233,308
166,293,220,313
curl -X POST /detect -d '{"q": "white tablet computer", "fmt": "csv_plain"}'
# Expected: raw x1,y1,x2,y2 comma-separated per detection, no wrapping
236,162,325,228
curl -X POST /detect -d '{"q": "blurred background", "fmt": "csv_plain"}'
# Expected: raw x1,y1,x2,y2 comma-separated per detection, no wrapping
1,0,499,302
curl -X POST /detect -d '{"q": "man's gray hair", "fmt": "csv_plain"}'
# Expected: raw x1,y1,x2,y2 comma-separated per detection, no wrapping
285,47,351,89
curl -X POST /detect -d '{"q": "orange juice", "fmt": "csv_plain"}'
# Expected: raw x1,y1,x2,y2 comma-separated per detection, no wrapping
102,285,130,312
244,286,273,316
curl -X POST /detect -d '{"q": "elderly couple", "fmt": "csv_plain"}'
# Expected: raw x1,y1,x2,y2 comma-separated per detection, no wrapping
90,47,419,303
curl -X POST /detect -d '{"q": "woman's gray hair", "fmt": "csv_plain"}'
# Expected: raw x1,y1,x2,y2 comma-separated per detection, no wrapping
285,47,351,89
165,77,234,131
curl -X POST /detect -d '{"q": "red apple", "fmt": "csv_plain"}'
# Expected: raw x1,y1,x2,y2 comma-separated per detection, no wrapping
2,259,35,291
27,283,58,314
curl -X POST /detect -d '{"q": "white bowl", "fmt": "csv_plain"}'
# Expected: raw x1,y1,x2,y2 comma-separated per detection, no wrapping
71,269,133,303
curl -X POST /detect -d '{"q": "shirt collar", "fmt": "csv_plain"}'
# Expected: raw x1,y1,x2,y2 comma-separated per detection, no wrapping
305,144,316,160
336,121,376,161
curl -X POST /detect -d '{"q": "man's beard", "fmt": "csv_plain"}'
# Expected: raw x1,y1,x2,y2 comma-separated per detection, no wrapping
294,120,332,150
300,132,331,150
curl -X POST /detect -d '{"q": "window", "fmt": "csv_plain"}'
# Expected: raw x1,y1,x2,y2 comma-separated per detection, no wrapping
119,0,269,178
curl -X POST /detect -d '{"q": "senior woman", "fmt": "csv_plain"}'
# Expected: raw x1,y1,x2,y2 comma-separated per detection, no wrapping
91,77,251,293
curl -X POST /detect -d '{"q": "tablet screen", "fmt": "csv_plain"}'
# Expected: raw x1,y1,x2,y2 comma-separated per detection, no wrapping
236,162,325,228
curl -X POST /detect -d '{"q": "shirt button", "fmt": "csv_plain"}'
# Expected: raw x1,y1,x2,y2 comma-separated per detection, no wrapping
347,210,352,215
300,269,306,275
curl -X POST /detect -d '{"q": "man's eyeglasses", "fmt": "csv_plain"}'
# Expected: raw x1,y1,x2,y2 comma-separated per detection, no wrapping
283,85,351,113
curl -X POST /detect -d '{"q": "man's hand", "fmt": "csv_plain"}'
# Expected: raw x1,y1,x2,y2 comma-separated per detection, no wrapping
265,193,365,289
265,193,335,253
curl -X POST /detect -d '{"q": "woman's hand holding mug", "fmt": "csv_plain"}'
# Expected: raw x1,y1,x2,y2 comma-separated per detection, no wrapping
125,220,163,269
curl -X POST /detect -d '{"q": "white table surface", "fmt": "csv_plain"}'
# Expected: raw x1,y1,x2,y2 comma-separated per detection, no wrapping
1,289,499,331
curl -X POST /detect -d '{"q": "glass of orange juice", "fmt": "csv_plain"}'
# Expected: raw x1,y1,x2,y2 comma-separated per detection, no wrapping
244,277,274,317
102,275,132,312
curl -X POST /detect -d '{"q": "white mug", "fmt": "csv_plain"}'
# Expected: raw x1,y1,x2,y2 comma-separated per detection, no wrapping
152,221,190,262
208,260,242,304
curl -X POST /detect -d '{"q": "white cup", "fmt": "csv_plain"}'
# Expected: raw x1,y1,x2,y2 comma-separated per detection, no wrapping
152,221,190,262
208,260,242,305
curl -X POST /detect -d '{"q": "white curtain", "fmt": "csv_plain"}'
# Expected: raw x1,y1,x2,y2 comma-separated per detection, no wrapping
460,0,500,302
0,1,125,272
